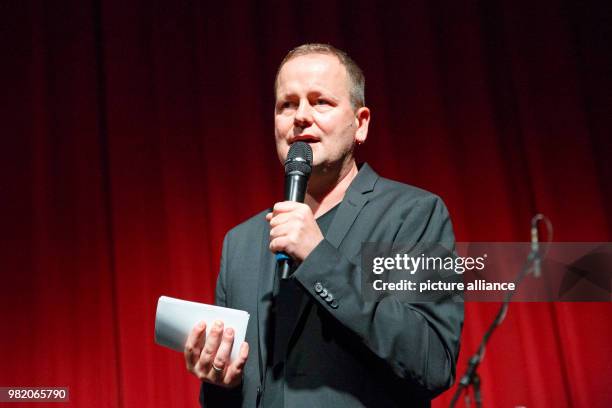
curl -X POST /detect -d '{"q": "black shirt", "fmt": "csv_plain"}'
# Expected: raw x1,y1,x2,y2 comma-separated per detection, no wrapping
262,204,339,407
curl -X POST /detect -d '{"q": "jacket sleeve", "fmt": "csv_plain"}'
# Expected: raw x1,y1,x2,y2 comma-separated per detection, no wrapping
200,232,244,407
292,195,463,398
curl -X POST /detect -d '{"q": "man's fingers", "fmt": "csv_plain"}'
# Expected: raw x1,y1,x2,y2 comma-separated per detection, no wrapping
272,201,301,214
268,212,293,228
269,236,291,253
269,222,293,241
184,321,206,370
197,320,224,371
224,342,249,384
212,327,235,373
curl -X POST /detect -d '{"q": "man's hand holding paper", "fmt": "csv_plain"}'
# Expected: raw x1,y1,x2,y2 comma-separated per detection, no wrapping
154,296,250,389
184,320,249,389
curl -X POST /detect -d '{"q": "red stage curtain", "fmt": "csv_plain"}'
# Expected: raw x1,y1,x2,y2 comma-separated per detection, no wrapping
1,1,610,407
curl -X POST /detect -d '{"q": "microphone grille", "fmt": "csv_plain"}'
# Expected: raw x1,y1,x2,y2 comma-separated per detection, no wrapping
285,142,313,175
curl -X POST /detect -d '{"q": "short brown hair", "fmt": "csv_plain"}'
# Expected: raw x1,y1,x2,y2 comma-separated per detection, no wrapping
275,43,365,109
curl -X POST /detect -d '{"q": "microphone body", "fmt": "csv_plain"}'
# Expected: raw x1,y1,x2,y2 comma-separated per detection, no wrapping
531,214,543,277
277,142,313,279
284,171,308,202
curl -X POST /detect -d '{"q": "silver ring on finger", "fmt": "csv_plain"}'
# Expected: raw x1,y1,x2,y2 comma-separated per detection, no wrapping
212,363,223,373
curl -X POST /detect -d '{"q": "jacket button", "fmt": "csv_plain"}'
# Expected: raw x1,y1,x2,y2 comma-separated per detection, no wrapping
331,300,339,309
314,282,323,293
325,293,334,302
320,288,328,297
257,386,261,395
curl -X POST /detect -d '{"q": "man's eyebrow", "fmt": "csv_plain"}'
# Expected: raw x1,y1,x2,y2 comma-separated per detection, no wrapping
308,90,340,101
276,89,341,101
277,91,296,99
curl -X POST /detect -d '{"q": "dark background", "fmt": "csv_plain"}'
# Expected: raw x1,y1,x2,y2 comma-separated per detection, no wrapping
1,0,611,406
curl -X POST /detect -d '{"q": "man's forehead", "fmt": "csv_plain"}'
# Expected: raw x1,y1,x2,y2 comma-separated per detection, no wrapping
276,53,349,94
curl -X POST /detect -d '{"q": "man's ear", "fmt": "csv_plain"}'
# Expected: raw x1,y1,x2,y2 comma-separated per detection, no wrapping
354,107,370,145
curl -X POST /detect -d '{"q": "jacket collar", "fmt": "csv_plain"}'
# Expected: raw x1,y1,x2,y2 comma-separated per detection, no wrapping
325,162,378,248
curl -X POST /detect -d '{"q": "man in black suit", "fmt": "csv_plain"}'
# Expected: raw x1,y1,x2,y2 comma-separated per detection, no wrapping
184,43,463,407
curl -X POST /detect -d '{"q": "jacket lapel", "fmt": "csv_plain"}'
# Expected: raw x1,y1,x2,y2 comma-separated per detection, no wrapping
256,213,275,385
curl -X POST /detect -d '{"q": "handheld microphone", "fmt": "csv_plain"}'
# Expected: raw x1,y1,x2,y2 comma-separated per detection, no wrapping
277,141,313,279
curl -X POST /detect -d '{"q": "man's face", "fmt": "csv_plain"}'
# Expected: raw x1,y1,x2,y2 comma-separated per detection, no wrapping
274,53,369,172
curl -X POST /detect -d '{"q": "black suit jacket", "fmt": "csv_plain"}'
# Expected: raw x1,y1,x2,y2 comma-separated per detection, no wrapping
201,163,463,407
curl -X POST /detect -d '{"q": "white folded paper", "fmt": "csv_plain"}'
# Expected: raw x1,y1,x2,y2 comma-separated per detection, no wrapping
154,295,250,363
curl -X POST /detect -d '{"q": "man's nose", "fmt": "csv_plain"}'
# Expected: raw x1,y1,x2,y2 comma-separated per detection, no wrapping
294,101,313,127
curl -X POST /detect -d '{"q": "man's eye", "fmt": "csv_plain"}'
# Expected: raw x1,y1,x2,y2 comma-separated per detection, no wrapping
280,101,295,109
316,99,329,105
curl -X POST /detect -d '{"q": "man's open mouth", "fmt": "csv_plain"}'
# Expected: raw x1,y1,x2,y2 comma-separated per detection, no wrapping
292,136,320,144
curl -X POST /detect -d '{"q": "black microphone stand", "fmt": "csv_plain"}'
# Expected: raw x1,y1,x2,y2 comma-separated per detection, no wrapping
449,215,551,408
